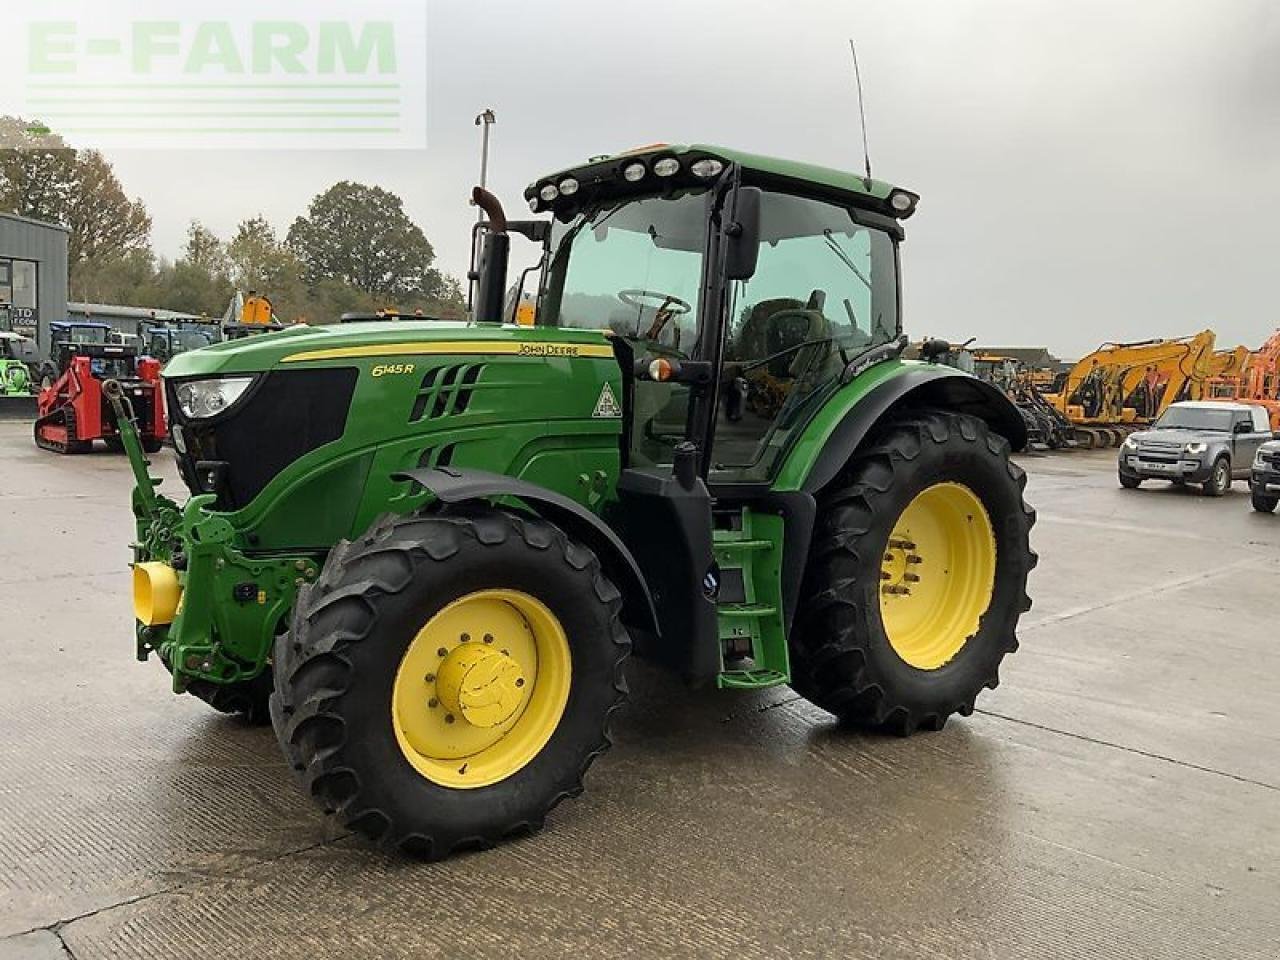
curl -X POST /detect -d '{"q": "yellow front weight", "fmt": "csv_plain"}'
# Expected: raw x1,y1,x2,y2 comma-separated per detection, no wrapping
133,562,182,626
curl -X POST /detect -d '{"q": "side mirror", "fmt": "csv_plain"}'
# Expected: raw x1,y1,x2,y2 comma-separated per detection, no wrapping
725,187,762,281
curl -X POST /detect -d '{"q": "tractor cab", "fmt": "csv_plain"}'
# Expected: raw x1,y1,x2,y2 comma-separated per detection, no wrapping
145,325,219,362
508,146,915,483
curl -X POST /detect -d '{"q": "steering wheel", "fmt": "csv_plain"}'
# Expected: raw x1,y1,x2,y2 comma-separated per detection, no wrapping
618,289,691,316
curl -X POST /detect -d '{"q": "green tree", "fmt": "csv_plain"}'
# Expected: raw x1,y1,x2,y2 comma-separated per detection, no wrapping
227,216,310,321
287,181,444,299
0,116,151,266
152,221,234,317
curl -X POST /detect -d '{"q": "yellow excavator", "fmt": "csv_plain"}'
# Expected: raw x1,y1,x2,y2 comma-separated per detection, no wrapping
1042,331,1218,447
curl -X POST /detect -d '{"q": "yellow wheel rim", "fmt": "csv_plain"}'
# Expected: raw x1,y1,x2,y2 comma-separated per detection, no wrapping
391,589,571,789
879,482,997,670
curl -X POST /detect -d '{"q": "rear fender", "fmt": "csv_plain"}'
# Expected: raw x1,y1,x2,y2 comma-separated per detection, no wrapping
395,466,660,637
776,362,1027,495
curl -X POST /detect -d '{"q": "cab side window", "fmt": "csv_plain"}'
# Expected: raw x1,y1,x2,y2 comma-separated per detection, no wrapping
711,190,899,480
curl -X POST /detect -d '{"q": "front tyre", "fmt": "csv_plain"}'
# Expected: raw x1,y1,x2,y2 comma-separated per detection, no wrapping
789,410,1036,734
271,508,629,858
1202,456,1231,497
1118,471,1142,489
1252,489,1278,513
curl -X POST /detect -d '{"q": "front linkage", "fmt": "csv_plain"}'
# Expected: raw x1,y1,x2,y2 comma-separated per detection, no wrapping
106,381,318,695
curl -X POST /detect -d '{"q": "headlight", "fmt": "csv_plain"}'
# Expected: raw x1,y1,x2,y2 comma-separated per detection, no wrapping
1256,450,1267,467
175,376,253,420
1123,435,1139,448
1184,442,1207,454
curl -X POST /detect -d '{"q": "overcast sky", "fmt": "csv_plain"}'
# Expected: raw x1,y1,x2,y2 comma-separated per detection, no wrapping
101,0,1280,358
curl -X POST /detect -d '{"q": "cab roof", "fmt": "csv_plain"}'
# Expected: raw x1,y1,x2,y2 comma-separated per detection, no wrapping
1173,400,1261,412
526,143,915,219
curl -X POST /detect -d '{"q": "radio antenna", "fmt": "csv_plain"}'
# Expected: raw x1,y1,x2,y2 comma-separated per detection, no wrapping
848,38,873,187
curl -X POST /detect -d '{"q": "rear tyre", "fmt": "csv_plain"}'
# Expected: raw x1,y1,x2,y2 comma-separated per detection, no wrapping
1118,472,1141,489
142,436,163,454
789,410,1036,734
271,507,629,858
1202,457,1231,497
1251,489,1278,513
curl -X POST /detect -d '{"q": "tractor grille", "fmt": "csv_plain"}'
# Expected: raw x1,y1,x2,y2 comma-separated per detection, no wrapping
167,368,358,509
409,363,485,422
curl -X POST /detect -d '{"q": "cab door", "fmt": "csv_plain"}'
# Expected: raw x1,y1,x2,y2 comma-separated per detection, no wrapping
1234,408,1270,477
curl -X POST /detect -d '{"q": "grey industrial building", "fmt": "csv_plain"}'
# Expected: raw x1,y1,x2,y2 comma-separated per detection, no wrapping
0,212,69,360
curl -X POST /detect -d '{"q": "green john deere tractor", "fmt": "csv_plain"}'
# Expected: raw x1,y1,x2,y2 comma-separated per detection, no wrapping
112,144,1035,858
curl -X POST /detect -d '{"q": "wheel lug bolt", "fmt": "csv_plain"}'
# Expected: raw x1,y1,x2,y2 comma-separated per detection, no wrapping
904,573,920,583
483,633,493,644
424,672,435,682
460,632,470,642
906,555,923,564
880,570,891,580
515,678,525,688
428,697,438,708
444,714,455,724
436,647,448,657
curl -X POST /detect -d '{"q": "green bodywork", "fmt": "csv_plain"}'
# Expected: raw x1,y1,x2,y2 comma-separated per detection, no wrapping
116,144,1008,696
127,322,627,691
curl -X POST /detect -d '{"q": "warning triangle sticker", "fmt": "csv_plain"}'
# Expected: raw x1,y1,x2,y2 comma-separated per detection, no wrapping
592,382,622,418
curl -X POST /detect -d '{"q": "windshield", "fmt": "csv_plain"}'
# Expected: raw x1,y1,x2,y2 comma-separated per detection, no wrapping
1154,406,1232,431
57,326,109,345
539,190,709,356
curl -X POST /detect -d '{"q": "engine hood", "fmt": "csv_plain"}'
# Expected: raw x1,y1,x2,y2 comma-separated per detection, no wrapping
1134,427,1227,446
162,321,616,378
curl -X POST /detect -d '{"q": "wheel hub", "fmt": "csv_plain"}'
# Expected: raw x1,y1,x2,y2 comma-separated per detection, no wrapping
878,482,997,671
434,642,527,729
391,589,572,789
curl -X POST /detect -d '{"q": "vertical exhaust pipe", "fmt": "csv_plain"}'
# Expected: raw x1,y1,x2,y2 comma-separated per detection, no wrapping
472,186,509,325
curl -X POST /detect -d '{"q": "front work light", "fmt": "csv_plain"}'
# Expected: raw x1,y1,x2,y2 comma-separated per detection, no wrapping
653,157,680,177
690,158,724,178
539,183,559,202
622,162,646,182
887,189,920,217
175,376,254,420
558,177,580,196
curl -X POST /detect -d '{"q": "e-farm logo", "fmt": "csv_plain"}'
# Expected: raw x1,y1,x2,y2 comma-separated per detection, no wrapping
1,1,426,150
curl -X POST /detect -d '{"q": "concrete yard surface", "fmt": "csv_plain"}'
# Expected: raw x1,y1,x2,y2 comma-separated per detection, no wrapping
0,422,1277,959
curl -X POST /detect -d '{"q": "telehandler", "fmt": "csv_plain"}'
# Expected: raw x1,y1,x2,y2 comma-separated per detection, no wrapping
113,145,1036,858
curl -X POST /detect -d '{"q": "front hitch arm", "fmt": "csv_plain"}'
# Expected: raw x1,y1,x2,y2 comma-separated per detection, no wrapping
103,379,162,518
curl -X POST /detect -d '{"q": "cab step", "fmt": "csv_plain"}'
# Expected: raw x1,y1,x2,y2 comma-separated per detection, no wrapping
712,508,789,689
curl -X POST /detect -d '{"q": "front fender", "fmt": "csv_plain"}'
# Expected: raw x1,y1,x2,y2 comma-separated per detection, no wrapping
395,466,660,637
775,361,1027,494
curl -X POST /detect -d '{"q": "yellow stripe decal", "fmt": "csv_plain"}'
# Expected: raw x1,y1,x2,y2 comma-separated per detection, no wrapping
281,340,615,363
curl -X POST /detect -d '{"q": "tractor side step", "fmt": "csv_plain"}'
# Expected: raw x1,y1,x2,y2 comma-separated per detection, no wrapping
712,509,789,689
